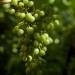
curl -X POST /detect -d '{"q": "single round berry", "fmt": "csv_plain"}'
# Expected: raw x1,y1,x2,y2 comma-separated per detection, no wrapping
44,33,49,39
13,26,19,33
28,55,32,62
26,67,30,74
23,0,29,4
23,56,27,62
33,48,39,55
33,32,40,40
40,34,46,42
39,11,45,16
27,1,34,7
34,13,39,19
26,26,34,34
9,8,15,14
18,2,24,7
17,29,24,36
12,0,18,6
42,46,47,52
21,45,27,51
39,50,45,56
33,40,39,47
54,20,59,26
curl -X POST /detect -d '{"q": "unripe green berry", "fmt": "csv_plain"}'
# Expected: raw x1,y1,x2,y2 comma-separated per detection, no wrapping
39,11,45,16
30,62,38,69
13,26,19,33
26,67,30,74
23,56,27,62
54,20,59,26
33,48,39,55
54,38,59,44
33,40,39,47
23,0,29,4
9,8,15,14
40,50,45,56
32,25,38,30
21,45,27,51
44,39,50,45
44,33,49,39
47,22,54,30
26,26,34,34
12,48,18,53
33,32,40,40
40,34,46,42
19,2,24,7
49,0,55,4
26,13,35,22
17,29,24,36
27,1,34,7
19,13,25,19
12,0,18,6
34,13,39,19
28,55,32,62
15,12,20,17
42,47,47,52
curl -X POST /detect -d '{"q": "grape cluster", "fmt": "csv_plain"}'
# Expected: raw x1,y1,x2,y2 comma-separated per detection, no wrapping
7,0,59,75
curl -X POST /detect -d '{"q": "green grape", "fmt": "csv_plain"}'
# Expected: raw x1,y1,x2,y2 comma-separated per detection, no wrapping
23,56,27,62
13,26,19,33
39,11,45,16
26,67,30,74
15,12,20,17
23,0,29,4
28,55,33,62
32,25,38,30
26,26,34,34
33,48,39,55
44,33,49,38
54,20,59,26
48,37,53,44
7,0,60,74
33,40,39,47
18,2,24,7
54,38,59,44
34,13,39,19
47,22,54,30
40,34,46,42
18,37,24,47
17,29,24,36
9,8,15,14
39,50,45,56
30,62,38,69
12,48,18,53
43,38,50,45
12,0,18,6
12,43,17,48
27,1,34,7
42,46,47,52
49,0,55,4
33,32,40,40
20,45,27,51
25,13,35,22
0,46,4,53
19,12,26,19
35,9,40,13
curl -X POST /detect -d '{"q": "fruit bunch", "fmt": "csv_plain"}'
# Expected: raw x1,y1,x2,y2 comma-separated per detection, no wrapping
5,0,60,75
